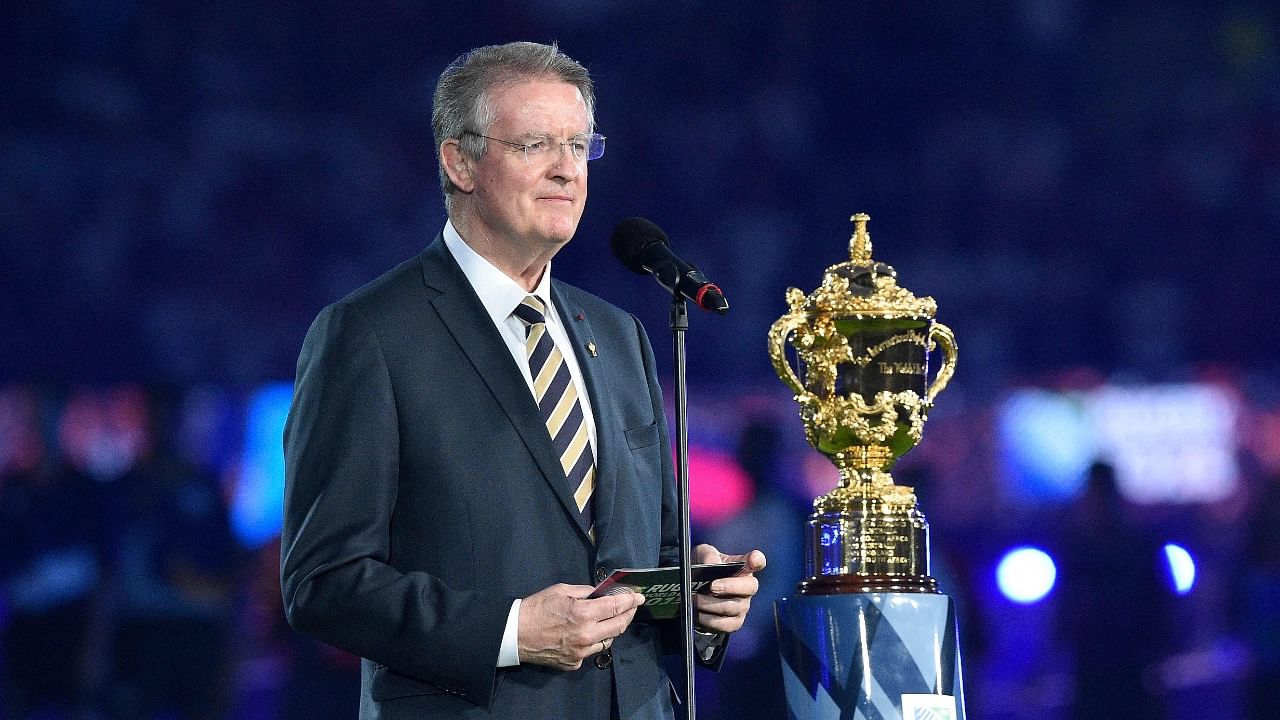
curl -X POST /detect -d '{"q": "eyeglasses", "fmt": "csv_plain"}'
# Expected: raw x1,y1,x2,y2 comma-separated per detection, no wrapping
463,131,606,164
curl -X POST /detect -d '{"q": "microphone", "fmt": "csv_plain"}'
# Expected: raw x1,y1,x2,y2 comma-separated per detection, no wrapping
609,217,729,315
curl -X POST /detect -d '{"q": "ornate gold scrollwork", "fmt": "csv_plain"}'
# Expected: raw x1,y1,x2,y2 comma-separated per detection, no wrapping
769,212,958,594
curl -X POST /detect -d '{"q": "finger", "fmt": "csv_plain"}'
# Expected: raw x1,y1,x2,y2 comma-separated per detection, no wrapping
695,594,749,618
561,584,598,599
597,604,641,639
574,591,645,622
697,612,746,634
708,574,759,598
617,591,647,611
693,543,722,564
715,549,767,572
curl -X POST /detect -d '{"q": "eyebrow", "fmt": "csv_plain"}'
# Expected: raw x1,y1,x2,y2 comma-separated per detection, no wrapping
513,131,591,142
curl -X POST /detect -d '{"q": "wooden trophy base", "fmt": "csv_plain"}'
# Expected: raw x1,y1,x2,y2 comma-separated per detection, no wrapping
798,572,939,595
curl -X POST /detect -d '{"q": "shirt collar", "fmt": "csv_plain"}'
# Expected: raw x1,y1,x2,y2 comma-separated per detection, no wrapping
443,219,554,325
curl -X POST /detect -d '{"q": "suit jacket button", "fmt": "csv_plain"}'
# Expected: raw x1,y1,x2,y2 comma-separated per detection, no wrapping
596,566,608,582
594,650,613,669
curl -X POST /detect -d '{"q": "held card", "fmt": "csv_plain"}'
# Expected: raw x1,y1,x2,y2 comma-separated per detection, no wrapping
588,562,746,621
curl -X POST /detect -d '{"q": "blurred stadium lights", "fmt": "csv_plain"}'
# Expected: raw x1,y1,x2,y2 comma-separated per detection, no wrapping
998,382,1239,504
996,546,1057,604
996,389,1096,500
230,381,294,548
1163,543,1196,595
685,445,754,526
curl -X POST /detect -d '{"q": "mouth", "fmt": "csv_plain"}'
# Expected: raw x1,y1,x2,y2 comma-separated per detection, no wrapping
538,195,576,204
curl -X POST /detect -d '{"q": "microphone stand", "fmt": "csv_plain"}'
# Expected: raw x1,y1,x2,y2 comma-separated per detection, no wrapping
669,296,696,720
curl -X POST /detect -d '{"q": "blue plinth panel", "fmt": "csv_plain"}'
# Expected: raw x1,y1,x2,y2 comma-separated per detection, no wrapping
775,593,965,720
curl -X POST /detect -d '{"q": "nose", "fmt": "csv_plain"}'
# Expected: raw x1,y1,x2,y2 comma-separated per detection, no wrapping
547,146,582,181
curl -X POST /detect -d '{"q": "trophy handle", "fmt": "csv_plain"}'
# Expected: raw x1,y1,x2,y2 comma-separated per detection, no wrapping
768,313,808,395
926,322,958,403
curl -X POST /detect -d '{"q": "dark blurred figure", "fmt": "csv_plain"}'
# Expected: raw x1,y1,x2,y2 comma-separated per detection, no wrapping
278,636,363,719
242,538,360,720
1057,461,1171,720
104,389,240,720
700,417,808,720
0,385,111,718
1237,475,1280,719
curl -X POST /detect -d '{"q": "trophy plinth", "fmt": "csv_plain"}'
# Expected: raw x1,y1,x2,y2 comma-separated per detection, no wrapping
768,213,957,595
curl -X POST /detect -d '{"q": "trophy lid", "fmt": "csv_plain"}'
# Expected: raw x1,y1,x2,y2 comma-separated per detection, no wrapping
786,213,938,320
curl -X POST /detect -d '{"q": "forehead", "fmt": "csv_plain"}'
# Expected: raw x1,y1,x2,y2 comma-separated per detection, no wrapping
487,79,589,134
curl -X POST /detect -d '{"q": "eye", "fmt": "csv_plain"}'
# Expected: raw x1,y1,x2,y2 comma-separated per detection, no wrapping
523,139,549,155
569,139,589,157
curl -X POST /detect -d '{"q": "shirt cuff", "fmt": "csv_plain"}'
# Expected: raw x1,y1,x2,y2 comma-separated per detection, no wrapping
496,598,522,667
693,628,725,662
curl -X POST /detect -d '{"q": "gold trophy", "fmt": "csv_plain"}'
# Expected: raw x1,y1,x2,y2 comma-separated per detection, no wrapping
769,213,957,594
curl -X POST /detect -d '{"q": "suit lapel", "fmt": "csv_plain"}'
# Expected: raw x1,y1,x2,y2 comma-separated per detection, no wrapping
418,238,591,540
552,282,619,546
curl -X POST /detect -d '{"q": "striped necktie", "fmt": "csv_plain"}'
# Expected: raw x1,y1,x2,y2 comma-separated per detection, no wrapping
512,295,595,540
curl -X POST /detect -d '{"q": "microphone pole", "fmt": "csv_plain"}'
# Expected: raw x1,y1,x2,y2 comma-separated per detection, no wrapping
611,216,725,719
670,295,697,720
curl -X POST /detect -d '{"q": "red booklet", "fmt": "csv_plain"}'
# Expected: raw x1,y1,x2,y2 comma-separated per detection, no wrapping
588,562,746,621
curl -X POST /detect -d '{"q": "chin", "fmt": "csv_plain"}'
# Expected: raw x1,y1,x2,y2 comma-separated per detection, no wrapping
547,232,577,248
542,219,581,244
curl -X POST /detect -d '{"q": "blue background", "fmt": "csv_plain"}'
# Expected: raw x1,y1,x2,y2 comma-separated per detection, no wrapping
3,2,1279,719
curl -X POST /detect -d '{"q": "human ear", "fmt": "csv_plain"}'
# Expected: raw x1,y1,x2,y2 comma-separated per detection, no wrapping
441,140,475,193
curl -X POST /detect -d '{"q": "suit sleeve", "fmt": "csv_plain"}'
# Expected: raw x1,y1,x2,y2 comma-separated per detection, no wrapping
280,302,513,706
634,314,730,670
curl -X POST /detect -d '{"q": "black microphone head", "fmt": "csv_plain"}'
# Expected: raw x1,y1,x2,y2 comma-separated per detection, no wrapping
610,217,669,275
698,285,730,315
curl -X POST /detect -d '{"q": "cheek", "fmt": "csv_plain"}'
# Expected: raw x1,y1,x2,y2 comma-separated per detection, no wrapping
481,165,533,197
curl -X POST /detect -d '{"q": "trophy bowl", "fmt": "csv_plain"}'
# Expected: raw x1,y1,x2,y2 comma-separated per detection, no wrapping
768,214,957,594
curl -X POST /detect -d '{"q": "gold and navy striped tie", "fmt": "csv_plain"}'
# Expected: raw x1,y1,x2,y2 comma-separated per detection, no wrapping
513,296,595,539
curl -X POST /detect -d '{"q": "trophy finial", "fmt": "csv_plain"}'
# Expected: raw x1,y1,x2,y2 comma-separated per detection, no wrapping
850,213,872,263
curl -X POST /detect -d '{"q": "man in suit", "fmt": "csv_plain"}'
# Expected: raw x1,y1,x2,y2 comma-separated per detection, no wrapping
280,41,765,719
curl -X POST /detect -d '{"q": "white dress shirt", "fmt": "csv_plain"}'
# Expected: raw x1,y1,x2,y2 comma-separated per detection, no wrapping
442,220,599,668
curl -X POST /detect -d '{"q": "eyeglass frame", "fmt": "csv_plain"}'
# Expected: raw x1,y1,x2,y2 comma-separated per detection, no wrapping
461,130,606,164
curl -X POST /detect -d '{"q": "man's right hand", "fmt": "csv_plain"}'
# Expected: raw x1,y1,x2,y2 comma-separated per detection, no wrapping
517,584,646,670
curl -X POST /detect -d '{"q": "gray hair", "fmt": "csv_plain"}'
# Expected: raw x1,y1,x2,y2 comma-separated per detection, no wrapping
432,42,595,204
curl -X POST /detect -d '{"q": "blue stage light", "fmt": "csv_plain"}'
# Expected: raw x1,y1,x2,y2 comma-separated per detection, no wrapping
996,546,1057,604
1163,543,1196,595
996,390,1094,501
230,382,294,548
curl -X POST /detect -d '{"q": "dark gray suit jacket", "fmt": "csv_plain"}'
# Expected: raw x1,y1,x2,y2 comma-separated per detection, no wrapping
281,234,700,718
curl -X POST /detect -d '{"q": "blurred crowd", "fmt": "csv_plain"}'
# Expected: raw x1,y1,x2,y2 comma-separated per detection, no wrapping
0,384,363,719
2,380,1280,719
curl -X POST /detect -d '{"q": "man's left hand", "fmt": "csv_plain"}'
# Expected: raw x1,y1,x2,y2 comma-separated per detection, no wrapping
692,544,766,634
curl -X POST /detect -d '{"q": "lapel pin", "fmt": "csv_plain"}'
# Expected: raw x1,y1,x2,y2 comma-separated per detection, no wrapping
587,341,598,357
575,312,585,321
